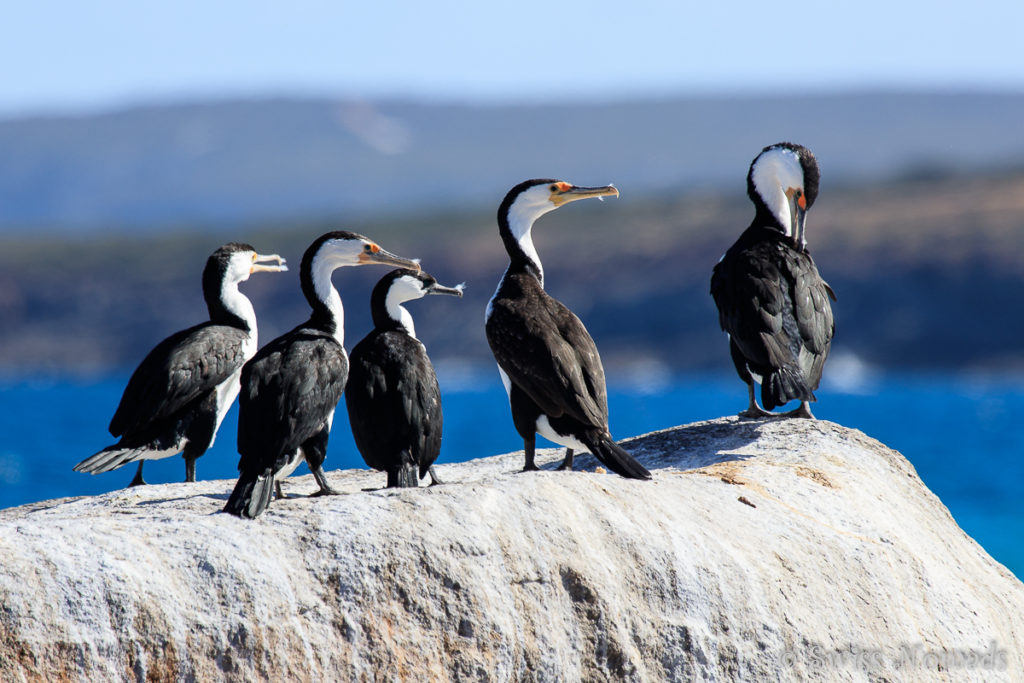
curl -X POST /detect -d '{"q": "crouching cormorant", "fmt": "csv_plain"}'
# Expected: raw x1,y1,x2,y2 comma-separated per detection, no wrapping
710,142,835,418
74,243,286,485
345,268,464,488
485,179,651,479
223,231,420,518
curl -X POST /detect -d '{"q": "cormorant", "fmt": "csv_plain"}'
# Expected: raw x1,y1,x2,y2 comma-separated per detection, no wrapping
345,268,464,488
74,243,286,485
485,179,651,480
223,231,420,518
710,142,835,418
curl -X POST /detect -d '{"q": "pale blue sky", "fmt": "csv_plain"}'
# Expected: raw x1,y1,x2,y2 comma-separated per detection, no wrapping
3,0,1023,116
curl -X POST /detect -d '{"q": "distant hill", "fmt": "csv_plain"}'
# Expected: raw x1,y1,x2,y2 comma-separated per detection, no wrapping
3,170,1024,375
2,92,1024,231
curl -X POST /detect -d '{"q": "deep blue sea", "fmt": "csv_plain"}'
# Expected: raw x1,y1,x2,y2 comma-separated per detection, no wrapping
0,370,1020,578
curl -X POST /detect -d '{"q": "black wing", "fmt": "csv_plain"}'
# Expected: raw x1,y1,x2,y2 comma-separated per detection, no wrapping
346,331,443,476
109,323,250,438
711,237,834,383
486,274,608,430
237,327,349,474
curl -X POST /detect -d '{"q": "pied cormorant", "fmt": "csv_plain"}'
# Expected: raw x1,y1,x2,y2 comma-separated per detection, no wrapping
223,231,420,518
345,268,464,488
710,142,836,418
485,179,651,480
74,243,286,485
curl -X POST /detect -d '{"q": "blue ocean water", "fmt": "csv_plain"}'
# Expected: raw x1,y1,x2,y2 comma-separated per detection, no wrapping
0,371,1020,578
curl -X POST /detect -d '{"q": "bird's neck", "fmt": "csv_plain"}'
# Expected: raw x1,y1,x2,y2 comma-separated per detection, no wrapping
751,205,804,251
383,297,417,339
208,281,256,335
500,210,544,287
306,262,346,347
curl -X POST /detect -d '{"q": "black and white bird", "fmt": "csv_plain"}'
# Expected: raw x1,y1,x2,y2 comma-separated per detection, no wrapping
485,179,651,480
223,231,421,518
74,243,287,485
710,142,835,418
345,268,464,488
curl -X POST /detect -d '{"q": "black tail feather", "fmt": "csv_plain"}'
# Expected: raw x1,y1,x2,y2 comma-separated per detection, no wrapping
223,470,275,519
386,464,419,488
588,437,651,480
73,445,147,474
762,367,815,411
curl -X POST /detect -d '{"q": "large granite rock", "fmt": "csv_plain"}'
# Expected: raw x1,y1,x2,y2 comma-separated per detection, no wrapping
1,417,1021,681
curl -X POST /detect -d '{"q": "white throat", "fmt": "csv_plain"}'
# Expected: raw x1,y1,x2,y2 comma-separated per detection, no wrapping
751,147,803,240
220,281,258,335
386,300,417,339
384,275,427,338
508,202,554,286
311,252,346,346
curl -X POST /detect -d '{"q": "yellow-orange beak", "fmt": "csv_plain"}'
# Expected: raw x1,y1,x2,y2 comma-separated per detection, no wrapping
549,183,619,207
358,243,421,271
250,253,287,274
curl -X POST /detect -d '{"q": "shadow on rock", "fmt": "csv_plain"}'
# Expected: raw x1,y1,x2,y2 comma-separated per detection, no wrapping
620,416,770,472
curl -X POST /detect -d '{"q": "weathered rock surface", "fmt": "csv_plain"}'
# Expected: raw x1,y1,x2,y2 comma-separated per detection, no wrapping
1,417,1021,681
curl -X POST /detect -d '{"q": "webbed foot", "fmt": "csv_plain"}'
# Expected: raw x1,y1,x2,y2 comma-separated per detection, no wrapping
739,406,778,419
781,401,816,419
310,465,340,496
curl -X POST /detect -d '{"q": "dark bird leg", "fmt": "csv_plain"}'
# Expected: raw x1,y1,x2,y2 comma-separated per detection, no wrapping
522,434,540,472
557,448,575,471
302,428,340,496
426,466,443,486
127,462,147,487
740,382,776,419
184,457,197,483
730,341,775,418
310,465,340,496
782,400,816,419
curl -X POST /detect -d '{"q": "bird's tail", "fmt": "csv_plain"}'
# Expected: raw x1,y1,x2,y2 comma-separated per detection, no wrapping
587,436,651,480
223,470,275,519
762,367,815,411
73,445,148,475
386,464,420,488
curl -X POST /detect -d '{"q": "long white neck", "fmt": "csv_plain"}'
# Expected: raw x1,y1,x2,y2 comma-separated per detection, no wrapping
311,254,346,346
507,205,547,287
385,293,417,339
220,281,258,337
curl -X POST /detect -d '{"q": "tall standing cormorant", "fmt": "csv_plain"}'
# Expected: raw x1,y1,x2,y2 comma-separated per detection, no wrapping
223,231,421,518
345,268,464,488
485,179,651,480
74,243,287,485
710,142,835,418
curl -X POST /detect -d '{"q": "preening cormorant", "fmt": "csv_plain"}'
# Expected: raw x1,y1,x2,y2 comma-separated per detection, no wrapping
345,268,464,488
74,243,286,485
485,179,651,479
710,142,835,418
223,231,420,518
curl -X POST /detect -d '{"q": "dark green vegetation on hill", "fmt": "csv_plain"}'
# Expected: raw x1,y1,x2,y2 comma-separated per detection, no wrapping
3,171,1023,375
3,92,1024,230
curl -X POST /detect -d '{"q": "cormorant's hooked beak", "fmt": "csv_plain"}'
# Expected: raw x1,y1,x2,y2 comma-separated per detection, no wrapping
550,183,619,207
251,253,288,274
359,244,421,272
786,188,808,247
426,282,465,298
